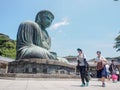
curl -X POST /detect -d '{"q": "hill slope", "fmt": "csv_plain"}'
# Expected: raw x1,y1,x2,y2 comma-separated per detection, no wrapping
0,33,16,59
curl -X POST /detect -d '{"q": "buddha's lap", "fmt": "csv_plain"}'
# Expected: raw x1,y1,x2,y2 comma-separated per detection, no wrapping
20,45,52,58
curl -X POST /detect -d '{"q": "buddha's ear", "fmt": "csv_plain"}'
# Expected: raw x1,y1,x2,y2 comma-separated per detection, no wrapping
37,15,41,22
35,15,41,25
35,12,42,23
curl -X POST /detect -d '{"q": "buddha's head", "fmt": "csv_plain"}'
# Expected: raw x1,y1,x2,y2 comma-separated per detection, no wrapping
35,10,54,28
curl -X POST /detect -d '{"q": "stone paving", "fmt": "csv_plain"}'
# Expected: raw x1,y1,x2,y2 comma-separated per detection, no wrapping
0,78,119,90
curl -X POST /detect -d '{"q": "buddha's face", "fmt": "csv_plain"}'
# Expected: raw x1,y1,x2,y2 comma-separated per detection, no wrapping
40,13,54,28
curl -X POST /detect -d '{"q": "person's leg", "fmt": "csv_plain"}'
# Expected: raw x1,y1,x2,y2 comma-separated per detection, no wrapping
107,72,110,81
97,69,105,87
117,74,119,81
118,74,120,81
81,73,85,86
101,67,107,87
79,66,85,87
101,76,105,86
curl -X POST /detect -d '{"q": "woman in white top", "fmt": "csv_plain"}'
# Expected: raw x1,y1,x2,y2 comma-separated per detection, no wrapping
77,48,89,87
95,51,107,87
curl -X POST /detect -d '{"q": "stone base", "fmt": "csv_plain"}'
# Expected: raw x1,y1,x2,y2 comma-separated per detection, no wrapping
0,73,78,79
8,59,75,75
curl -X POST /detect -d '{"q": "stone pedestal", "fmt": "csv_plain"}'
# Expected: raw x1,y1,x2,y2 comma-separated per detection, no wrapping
8,59,75,75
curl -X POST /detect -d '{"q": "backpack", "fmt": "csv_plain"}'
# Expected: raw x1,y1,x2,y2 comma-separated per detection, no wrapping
96,62,104,70
109,64,112,72
109,64,116,72
84,58,89,71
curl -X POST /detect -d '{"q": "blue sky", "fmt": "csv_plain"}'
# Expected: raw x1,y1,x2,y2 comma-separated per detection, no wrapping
0,0,120,60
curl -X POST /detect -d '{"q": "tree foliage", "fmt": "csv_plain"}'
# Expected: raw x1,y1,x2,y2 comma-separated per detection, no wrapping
0,33,16,59
114,32,120,52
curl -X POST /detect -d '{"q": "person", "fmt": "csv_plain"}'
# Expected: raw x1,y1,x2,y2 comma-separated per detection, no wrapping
111,73,118,83
16,10,57,60
109,60,116,75
105,64,110,81
76,48,89,87
94,51,107,87
115,66,120,81
109,60,118,82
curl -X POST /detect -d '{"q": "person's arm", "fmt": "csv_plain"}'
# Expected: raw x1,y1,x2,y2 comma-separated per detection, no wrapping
101,57,108,64
83,54,86,59
94,58,98,64
76,56,80,65
111,64,114,72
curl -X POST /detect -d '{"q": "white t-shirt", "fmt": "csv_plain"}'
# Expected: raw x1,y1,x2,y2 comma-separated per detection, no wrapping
95,56,105,62
116,68,119,74
77,54,86,66
95,56,107,65
105,64,110,73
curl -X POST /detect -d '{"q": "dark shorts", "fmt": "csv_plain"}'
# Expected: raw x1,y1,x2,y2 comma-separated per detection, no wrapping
97,66,107,78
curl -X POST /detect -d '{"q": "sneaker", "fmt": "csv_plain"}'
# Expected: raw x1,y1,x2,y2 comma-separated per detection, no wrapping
80,84,85,87
85,82,89,86
102,83,105,87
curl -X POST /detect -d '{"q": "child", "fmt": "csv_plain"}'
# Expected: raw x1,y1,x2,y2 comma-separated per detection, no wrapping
111,74,118,83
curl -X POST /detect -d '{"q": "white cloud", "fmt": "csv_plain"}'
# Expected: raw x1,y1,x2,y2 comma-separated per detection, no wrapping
50,18,69,30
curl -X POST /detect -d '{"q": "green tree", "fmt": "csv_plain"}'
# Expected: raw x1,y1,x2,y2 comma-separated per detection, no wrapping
0,33,16,59
114,32,120,51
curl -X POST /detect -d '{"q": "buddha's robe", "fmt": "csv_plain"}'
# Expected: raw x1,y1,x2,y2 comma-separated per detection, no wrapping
16,21,55,60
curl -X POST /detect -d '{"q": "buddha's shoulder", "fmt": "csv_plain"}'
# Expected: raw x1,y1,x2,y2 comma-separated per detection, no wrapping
20,20,38,26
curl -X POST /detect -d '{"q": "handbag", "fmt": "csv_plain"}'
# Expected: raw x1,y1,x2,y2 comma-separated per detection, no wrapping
96,62,104,70
84,58,89,71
